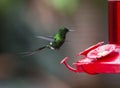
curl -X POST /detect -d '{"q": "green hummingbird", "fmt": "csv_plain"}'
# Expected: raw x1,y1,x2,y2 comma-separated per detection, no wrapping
21,27,74,56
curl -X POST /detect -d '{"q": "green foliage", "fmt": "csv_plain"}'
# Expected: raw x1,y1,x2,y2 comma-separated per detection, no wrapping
46,0,79,15
0,0,22,14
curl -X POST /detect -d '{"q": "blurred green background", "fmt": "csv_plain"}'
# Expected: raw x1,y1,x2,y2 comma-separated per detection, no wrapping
1,0,120,88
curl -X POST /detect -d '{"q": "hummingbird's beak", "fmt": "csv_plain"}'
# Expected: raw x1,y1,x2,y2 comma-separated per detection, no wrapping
69,29,76,32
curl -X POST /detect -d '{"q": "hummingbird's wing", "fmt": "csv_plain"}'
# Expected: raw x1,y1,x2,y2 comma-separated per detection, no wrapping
36,36,54,42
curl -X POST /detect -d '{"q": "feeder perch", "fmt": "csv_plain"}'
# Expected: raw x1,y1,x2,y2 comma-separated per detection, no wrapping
61,0,120,74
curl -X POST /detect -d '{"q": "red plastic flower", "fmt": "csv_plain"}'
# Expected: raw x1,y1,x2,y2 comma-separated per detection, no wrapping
61,42,120,74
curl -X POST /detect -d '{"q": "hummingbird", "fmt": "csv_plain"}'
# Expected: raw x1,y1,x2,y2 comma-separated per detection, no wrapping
20,27,74,56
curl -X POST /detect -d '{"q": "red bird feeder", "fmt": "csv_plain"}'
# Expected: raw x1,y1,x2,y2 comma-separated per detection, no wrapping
61,0,120,74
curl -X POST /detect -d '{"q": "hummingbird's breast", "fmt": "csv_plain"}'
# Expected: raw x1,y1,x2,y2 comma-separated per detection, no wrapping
50,33,67,49
50,39,65,49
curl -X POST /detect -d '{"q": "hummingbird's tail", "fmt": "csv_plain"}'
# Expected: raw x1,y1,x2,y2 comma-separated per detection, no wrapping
19,46,47,56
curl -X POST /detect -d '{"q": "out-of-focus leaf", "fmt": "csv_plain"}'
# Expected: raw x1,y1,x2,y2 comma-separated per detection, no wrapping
45,0,79,15
0,0,22,13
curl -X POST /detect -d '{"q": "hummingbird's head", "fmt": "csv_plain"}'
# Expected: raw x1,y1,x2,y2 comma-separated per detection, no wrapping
58,27,69,36
61,27,75,32
59,27,75,35
60,27,72,32
59,27,75,37
63,27,69,32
